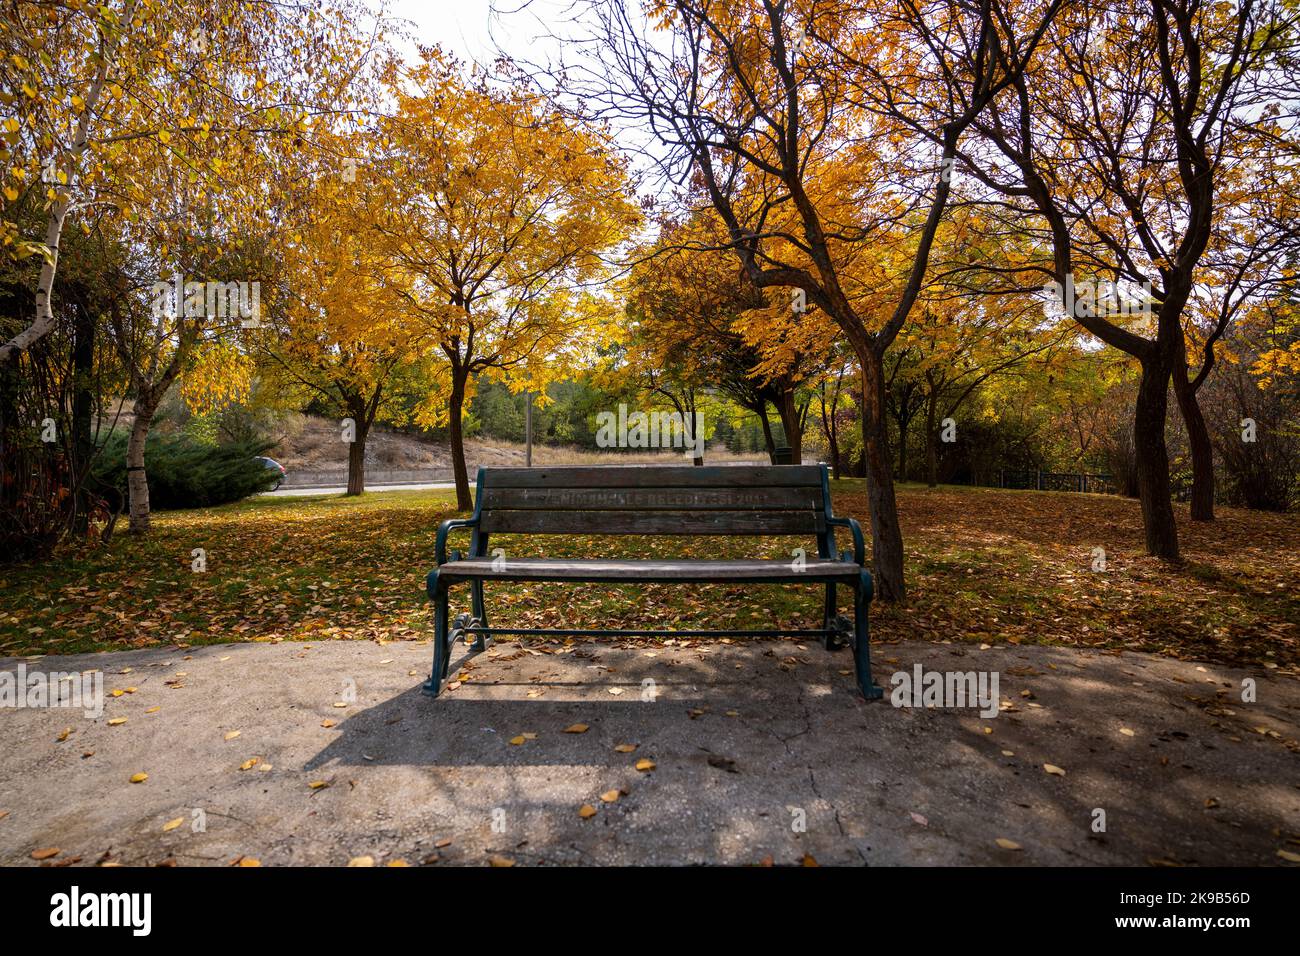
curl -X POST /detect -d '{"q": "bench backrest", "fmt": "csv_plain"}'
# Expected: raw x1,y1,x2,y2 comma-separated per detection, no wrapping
473,464,831,537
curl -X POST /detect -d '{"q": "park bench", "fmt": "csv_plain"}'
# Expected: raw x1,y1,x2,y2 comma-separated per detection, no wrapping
423,464,882,700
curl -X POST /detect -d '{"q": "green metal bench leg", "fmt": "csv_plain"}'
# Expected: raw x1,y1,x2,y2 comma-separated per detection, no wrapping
422,570,451,698
822,582,836,649
470,580,488,651
853,569,883,700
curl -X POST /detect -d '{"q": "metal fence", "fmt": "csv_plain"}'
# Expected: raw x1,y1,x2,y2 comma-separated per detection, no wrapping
995,469,1118,495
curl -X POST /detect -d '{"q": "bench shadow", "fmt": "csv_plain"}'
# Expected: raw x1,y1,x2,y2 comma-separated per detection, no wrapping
303,674,798,771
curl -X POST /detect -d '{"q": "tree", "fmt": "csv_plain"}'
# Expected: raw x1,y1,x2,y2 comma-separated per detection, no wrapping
623,213,829,464
955,0,1300,555
813,353,855,479
376,53,639,510
261,135,431,496
896,212,1069,487
553,0,1063,600
4,0,386,532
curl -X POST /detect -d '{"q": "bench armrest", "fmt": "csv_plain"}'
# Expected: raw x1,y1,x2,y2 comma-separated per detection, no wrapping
436,517,479,565
827,515,865,566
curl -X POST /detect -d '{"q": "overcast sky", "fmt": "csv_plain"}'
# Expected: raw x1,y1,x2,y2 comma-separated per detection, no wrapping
384,0,573,68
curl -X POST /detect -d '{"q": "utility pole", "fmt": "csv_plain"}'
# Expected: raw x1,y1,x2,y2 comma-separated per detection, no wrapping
525,391,534,467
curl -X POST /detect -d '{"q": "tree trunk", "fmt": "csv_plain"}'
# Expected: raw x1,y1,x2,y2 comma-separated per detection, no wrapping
924,392,939,488
687,397,704,466
859,349,906,602
896,410,908,482
1134,358,1180,560
775,387,802,464
1172,365,1214,521
757,406,777,465
345,420,369,496
71,303,95,532
126,398,158,534
448,375,472,511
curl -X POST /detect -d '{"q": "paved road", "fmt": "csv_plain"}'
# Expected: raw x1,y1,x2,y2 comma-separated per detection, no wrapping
265,481,468,497
2,639,1295,866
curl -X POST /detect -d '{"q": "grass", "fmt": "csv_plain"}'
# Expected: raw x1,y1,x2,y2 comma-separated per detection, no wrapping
1,482,1297,672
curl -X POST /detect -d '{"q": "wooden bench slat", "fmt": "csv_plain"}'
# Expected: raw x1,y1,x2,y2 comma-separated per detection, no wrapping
480,509,825,536
438,557,859,582
482,465,825,489
481,486,824,511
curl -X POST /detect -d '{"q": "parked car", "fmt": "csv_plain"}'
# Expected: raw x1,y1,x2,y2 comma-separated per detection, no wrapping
253,456,287,491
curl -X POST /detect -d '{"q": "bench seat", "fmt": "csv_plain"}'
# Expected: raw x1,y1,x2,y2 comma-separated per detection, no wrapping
437,557,863,583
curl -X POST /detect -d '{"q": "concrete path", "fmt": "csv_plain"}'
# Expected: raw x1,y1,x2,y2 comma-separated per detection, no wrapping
1,639,1296,866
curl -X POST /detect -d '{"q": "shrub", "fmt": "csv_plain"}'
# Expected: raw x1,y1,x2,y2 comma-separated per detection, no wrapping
93,432,278,510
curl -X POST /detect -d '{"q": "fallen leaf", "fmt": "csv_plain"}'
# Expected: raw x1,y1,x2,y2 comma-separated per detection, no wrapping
910,812,928,827
635,758,656,772
1120,728,1136,737
509,735,527,746
488,855,515,867
145,706,160,714
801,853,818,867
56,727,72,742
614,743,637,753
387,859,410,867
239,758,260,771
1278,849,1300,863
235,857,261,867
347,856,375,867
578,804,598,819
308,780,328,790
129,772,148,783
107,717,127,726
31,847,60,860
321,719,337,728
1044,764,1066,776
224,730,241,741
564,723,589,734
162,818,184,832
995,838,1022,851
600,789,620,803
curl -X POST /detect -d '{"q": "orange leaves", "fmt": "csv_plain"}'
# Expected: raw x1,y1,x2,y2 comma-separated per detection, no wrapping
375,57,639,398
